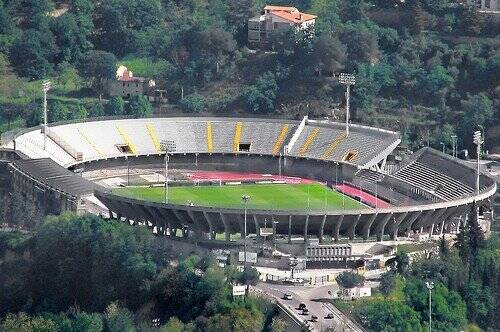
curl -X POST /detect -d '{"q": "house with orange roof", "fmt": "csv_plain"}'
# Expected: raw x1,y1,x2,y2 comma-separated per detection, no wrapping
248,5,317,46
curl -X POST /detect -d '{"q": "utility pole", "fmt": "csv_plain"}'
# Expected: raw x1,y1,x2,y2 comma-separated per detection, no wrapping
160,140,176,204
42,81,51,150
425,281,434,332
338,73,356,137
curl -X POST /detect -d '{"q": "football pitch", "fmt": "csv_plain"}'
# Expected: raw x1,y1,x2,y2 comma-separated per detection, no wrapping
113,183,365,211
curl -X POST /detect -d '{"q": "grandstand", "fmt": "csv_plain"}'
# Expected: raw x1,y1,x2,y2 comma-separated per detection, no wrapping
0,116,496,244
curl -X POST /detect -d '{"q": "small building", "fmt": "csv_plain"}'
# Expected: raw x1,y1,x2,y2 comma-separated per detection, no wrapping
108,65,156,98
248,5,316,46
342,286,372,299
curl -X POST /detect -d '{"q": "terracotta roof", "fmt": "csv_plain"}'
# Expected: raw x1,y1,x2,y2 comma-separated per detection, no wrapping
264,5,298,12
269,10,317,24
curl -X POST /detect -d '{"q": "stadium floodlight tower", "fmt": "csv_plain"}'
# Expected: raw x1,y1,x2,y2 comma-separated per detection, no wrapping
425,281,434,332
473,131,482,196
241,195,251,270
42,80,51,150
160,139,176,204
338,73,355,137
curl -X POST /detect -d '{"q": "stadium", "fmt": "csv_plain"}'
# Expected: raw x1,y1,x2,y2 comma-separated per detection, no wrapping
0,116,497,247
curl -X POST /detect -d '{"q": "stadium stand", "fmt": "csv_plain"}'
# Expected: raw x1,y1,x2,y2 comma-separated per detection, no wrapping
12,117,399,168
393,158,475,201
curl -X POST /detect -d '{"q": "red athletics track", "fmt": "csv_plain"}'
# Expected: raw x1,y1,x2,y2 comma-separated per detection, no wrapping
335,183,391,208
183,170,315,184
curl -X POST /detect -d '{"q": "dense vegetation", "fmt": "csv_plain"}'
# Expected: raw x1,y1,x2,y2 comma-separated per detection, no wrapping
0,0,498,154
337,209,499,331
0,213,278,331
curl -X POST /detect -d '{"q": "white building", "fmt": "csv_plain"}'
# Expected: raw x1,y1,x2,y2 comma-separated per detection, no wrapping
248,5,316,45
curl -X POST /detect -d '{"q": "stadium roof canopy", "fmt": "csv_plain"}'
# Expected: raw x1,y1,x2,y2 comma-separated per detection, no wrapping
11,158,97,197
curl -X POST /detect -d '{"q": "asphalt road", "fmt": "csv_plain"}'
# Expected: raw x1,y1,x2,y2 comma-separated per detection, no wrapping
256,282,364,332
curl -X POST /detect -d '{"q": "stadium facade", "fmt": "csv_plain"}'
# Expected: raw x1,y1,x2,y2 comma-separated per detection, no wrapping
0,116,496,243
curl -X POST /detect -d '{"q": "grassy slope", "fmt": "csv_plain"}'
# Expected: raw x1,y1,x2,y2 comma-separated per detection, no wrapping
114,183,364,211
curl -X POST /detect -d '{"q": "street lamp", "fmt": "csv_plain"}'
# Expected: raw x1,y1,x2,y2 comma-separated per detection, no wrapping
477,125,485,156
272,218,279,251
242,195,251,270
451,135,457,158
160,140,176,204
439,142,445,154
42,80,51,150
338,73,356,137
425,281,434,332
473,131,482,196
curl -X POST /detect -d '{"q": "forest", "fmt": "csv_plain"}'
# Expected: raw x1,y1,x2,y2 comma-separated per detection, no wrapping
0,213,276,332
0,0,498,154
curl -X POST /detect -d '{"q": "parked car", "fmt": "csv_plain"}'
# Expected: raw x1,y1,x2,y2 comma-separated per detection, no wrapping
302,308,309,315
298,303,307,310
325,313,334,319
283,293,292,300
311,315,318,322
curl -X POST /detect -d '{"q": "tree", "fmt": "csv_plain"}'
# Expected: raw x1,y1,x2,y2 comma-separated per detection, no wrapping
104,302,135,332
404,280,467,331
270,317,287,332
360,300,422,332
312,35,347,74
439,235,449,258
394,250,410,274
460,93,493,149
10,29,57,79
105,96,126,116
126,95,153,118
50,13,93,63
161,317,185,332
456,220,470,264
336,271,365,289
94,0,164,56
379,271,397,297
244,72,278,113
78,50,117,99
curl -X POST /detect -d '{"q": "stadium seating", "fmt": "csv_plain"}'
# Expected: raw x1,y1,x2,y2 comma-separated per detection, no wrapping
13,117,400,168
288,122,399,165
393,160,474,201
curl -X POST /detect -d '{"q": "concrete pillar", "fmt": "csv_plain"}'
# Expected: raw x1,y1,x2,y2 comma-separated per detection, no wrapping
390,212,408,240
304,215,310,244
398,211,422,239
203,211,214,238
318,215,327,243
376,213,393,241
288,215,292,243
253,215,261,239
348,215,362,240
362,213,378,241
333,215,344,242
220,213,230,242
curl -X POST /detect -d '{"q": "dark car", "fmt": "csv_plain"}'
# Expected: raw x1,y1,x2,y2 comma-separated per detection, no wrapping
298,303,306,310
325,313,334,319
311,315,318,322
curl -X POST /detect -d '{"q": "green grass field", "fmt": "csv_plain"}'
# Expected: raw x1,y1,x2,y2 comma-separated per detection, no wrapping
113,183,365,211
